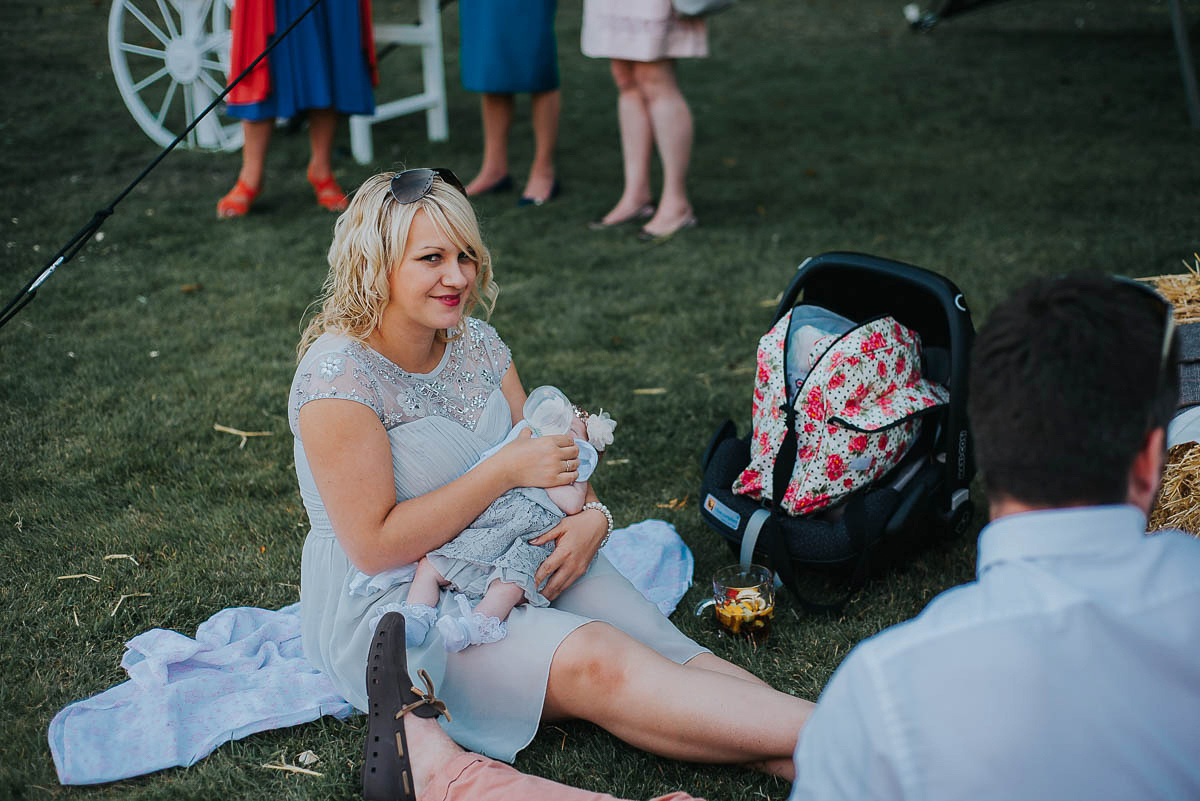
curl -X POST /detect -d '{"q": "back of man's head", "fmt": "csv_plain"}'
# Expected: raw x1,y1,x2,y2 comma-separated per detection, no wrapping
968,272,1178,507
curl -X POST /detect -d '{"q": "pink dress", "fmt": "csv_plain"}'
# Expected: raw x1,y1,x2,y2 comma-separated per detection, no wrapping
581,0,708,62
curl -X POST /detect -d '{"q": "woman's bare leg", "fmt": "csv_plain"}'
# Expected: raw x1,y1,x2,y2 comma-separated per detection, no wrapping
466,93,514,195
305,107,339,182
598,60,655,225
682,652,799,776
686,651,771,686
543,623,812,776
523,89,560,201
633,60,695,237
236,118,273,190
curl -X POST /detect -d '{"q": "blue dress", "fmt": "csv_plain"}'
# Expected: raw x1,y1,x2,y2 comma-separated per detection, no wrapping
459,0,559,93
227,0,375,121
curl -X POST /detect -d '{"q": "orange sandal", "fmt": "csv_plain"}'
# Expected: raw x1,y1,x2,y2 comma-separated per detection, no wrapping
308,169,348,212
216,179,260,219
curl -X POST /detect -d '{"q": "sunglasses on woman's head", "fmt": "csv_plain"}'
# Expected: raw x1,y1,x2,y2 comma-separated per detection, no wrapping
389,168,466,204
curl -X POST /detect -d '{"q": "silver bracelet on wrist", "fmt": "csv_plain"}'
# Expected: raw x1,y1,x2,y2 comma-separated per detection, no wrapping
582,501,614,549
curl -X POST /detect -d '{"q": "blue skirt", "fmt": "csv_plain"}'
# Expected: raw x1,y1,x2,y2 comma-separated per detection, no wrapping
459,0,559,94
227,0,375,121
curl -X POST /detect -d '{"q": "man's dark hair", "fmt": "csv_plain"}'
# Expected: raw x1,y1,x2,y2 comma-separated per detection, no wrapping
968,272,1179,506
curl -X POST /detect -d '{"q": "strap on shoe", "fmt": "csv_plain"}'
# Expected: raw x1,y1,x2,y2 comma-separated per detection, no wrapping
398,668,453,722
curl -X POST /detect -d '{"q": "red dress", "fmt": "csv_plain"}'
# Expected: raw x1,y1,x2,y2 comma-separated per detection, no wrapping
226,0,378,106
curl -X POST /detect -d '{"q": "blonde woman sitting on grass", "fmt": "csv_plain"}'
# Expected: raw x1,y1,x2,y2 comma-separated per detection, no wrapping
287,167,813,799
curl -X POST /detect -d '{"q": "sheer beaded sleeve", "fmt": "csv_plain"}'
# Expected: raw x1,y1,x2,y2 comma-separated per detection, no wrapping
471,319,512,381
289,335,387,436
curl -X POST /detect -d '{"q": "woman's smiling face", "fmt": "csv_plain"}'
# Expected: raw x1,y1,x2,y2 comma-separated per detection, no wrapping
384,209,479,335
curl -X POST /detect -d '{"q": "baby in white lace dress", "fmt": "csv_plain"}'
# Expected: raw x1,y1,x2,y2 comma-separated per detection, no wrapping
401,386,616,652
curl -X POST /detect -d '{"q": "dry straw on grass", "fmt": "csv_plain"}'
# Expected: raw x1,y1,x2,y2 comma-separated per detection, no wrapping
1149,442,1200,535
1145,255,1200,535
1141,254,1200,324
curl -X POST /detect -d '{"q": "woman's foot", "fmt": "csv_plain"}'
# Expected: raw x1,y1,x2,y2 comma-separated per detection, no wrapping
307,167,348,212
589,202,655,230
465,169,513,197
216,179,260,218
638,207,698,242
363,612,452,801
517,179,561,207
518,169,559,206
464,174,512,196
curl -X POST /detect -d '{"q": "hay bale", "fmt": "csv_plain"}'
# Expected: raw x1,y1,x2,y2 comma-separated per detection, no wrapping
1149,442,1200,535
1144,256,1200,535
1142,254,1200,324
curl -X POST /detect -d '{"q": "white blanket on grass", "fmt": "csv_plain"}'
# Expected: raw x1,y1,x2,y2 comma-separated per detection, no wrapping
48,519,693,785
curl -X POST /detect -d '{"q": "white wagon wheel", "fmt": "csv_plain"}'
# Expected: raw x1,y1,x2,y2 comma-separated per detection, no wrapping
108,0,243,151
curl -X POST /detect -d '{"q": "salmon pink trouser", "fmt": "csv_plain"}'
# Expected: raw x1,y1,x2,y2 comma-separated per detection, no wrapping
422,753,704,801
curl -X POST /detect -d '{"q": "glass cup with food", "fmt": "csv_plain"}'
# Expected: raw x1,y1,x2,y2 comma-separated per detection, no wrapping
712,563,775,641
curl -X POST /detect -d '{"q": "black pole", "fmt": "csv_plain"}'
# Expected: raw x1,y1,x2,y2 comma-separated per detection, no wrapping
0,0,329,332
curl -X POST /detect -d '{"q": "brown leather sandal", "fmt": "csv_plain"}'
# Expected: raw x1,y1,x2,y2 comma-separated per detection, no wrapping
362,612,451,801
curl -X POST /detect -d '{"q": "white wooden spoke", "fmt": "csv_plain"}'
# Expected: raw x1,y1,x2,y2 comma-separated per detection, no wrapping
154,0,179,39
109,0,242,151
182,88,196,147
155,79,179,125
119,42,167,60
197,33,225,54
197,70,224,95
122,0,171,46
132,65,170,92
197,0,215,26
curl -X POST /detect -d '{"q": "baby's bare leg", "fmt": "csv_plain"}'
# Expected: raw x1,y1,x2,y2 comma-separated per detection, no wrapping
545,480,588,516
408,557,448,608
473,580,527,622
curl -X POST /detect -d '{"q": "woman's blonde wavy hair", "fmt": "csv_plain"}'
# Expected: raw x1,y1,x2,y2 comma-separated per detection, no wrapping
298,171,498,358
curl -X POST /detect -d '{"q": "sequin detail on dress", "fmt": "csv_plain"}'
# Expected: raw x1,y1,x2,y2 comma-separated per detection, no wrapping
289,318,513,435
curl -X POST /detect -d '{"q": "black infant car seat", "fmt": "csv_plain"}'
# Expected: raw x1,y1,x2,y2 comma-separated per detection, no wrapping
699,252,976,613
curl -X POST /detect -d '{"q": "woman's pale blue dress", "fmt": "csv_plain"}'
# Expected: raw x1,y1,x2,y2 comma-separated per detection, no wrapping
288,318,707,760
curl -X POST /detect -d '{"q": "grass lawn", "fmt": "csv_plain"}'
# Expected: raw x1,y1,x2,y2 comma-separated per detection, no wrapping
1,0,1197,798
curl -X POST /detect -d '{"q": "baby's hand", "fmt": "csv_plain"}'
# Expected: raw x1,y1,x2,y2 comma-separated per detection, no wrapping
498,428,580,490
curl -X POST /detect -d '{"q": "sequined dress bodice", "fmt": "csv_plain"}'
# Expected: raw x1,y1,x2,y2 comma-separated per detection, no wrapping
289,319,514,535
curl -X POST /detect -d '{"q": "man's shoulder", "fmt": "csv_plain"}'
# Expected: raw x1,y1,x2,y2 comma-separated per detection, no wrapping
852,526,1200,670
1147,528,1200,556
1141,529,1200,592
848,581,988,664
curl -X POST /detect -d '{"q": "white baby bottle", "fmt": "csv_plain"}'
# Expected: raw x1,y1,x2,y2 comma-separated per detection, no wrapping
524,385,574,437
